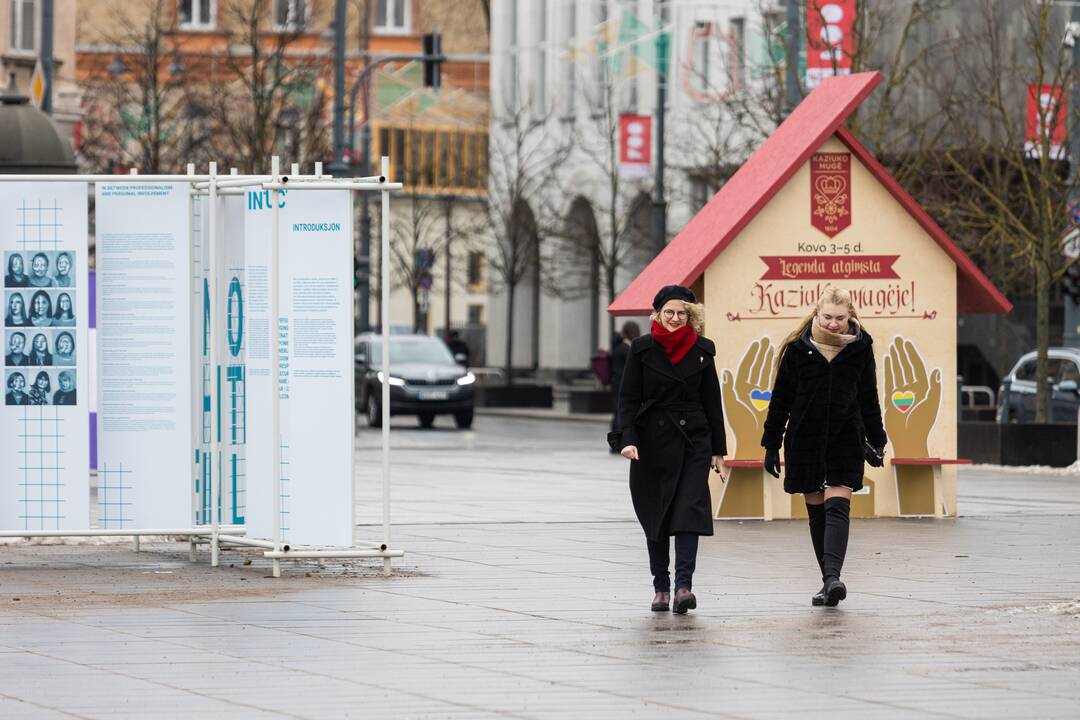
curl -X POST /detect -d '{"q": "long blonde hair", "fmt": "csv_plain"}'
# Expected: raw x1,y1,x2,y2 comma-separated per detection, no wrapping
777,287,862,365
651,301,705,334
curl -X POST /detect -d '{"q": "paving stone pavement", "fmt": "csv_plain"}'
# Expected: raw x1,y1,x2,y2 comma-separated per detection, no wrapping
1,416,1079,719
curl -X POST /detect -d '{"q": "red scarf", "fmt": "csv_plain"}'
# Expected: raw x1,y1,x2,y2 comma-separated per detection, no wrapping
651,319,697,365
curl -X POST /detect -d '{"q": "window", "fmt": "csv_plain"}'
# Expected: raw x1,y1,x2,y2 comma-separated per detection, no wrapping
507,0,519,111
594,0,608,111
179,0,214,29
273,0,307,31
375,0,409,34
730,17,746,86
1059,361,1080,385
467,252,484,286
533,0,548,115
9,0,36,52
373,126,489,194
467,304,484,326
1014,360,1037,382
562,3,576,118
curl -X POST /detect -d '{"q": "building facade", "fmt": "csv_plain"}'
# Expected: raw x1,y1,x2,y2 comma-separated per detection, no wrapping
487,0,781,379
0,0,81,140
75,0,490,352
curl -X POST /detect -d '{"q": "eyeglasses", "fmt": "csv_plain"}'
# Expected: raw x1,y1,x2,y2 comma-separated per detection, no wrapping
661,309,688,320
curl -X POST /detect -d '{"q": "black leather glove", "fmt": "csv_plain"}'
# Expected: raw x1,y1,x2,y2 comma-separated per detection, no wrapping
764,447,781,478
865,443,885,468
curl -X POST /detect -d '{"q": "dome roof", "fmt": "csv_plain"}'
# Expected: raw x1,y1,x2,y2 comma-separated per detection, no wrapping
0,74,76,173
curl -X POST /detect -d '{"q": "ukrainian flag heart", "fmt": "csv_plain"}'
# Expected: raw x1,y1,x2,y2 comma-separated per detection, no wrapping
891,391,915,413
749,388,771,411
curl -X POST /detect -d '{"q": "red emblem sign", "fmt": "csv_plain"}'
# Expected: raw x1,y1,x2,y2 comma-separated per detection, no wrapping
810,152,851,237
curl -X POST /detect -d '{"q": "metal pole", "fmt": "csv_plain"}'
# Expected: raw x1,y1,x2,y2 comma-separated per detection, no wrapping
358,107,373,331
381,156,392,577
208,162,220,567
444,198,452,339
651,6,668,249
1066,4,1080,348
270,156,283,579
40,0,54,115
328,0,348,176
783,0,801,118
187,162,197,562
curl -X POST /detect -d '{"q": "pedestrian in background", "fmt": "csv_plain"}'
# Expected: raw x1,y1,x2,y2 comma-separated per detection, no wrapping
609,321,640,453
613,285,726,614
761,287,886,607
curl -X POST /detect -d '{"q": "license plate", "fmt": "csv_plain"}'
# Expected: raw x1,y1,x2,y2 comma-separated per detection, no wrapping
418,390,449,400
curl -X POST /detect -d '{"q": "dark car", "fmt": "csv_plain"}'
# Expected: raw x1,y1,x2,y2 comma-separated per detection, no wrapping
356,333,475,429
997,347,1080,423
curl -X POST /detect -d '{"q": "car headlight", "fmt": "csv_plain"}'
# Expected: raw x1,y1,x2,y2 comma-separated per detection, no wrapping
377,371,406,387
456,372,476,386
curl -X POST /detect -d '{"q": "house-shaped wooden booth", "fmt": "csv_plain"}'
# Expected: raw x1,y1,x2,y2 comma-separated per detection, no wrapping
610,72,1011,520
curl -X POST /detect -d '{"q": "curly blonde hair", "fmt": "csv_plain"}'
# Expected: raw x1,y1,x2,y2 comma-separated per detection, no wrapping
651,301,705,334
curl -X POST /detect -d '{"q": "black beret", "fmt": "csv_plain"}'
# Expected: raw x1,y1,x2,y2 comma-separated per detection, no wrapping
652,285,697,311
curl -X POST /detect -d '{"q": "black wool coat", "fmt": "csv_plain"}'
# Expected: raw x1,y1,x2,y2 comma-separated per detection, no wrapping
761,326,887,490
618,334,727,541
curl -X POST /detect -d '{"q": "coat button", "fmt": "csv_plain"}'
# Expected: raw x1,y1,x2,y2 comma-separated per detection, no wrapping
679,419,686,426
658,419,665,426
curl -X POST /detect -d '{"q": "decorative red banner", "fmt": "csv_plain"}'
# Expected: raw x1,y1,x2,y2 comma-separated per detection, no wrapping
806,0,857,88
759,255,900,280
1025,83,1066,159
810,152,851,237
618,114,652,177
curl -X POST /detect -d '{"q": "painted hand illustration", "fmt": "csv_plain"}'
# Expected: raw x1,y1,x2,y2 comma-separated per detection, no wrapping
721,337,776,460
882,337,941,458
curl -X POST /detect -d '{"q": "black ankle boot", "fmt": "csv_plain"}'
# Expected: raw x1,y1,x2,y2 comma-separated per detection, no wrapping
823,577,847,606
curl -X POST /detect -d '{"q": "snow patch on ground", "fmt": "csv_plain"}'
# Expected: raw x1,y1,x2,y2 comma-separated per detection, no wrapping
966,462,1080,476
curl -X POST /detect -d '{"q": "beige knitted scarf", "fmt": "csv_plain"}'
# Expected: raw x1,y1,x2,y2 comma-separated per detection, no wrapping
810,320,860,362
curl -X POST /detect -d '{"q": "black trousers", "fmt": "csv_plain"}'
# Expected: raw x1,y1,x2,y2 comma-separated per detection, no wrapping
646,533,699,592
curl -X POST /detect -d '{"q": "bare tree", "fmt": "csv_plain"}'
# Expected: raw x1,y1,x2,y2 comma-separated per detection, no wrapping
928,0,1076,422
205,0,325,173
80,0,209,173
545,58,663,351
485,101,570,384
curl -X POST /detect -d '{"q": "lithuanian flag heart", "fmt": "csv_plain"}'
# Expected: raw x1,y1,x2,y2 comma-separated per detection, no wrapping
891,391,915,413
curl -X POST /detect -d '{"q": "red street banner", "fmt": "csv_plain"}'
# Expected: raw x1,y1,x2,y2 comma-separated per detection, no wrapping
759,255,900,280
810,152,851,237
1025,84,1066,159
618,114,652,178
806,0,856,89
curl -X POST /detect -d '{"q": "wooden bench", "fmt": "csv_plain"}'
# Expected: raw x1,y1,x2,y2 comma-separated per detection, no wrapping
890,458,971,518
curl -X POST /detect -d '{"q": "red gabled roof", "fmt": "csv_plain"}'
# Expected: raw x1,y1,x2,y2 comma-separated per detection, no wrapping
609,71,1012,316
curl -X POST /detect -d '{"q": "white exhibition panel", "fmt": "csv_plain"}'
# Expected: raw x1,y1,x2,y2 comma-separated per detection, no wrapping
95,182,193,529
244,189,354,547
219,194,247,526
1,182,90,530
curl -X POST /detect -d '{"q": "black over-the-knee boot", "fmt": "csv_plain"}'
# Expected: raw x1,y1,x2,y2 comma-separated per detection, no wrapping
822,497,851,606
806,502,826,580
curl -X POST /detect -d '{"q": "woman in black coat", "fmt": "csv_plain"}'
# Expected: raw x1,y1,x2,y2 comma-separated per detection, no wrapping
615,285,727,614
761,288,887,607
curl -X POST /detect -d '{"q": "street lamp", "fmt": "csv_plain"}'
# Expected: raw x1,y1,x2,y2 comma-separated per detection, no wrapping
107,53,127,78
168,51,186,77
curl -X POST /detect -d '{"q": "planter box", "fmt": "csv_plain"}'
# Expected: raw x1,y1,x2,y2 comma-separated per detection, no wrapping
475,385,553,408
958,422,1077,467
568,389,613,414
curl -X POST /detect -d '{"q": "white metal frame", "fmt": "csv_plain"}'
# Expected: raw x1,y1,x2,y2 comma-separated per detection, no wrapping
0,156,404,576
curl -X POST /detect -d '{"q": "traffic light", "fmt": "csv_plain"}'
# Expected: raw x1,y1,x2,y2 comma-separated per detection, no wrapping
422,32,442,91
1064,263,1080,302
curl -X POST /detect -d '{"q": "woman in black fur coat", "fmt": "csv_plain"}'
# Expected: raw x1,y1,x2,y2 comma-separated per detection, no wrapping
761,288,887,607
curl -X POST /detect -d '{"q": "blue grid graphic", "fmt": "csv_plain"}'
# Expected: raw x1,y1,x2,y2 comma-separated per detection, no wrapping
98,461,132,528
15,198,64,250
16,405,65,530
192,198,203,296
279,437,290,540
